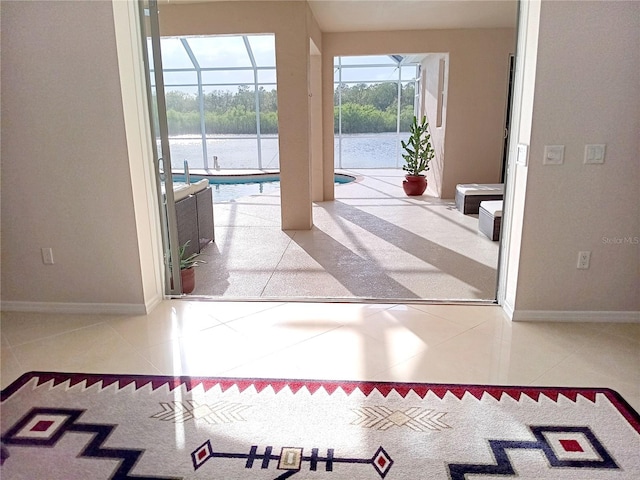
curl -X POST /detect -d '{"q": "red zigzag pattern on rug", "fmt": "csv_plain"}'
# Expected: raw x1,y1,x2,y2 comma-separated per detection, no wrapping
3,371,639,434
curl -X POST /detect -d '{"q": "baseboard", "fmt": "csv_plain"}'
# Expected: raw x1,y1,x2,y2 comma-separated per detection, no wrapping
501,299,515,320
144,294,164,314
512,310,640,323
0,301,149,316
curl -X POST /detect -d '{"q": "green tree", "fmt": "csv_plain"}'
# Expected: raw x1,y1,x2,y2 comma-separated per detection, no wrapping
165,91,197,112
367,83,397,110
259,87,278,112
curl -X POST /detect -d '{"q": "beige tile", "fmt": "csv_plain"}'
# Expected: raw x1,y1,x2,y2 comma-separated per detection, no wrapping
357,305,470,348
586,322,640,344
2,299,637,415
533,354,640,412
533,330,640,386
494,323,594,385
410,304,508,328
371,350,483,385
0,311,104,346
224,302,392,350
226,325,392,381
372,317,511,385
1,345,24,389
226,302,343,331
10,323,158,375
139,324,272,376
203,300,284,323
105,301,224,349
510,322,606,355
303,302,397,322
222,355,306,380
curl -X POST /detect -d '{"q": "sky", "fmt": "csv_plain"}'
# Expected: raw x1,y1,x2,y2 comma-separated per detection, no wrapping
152,34,419,94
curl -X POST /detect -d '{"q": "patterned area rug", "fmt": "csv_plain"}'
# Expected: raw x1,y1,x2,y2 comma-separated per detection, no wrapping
1,372,639,479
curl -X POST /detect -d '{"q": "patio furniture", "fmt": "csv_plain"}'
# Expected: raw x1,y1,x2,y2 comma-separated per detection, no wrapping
173,180,214,257
478,200,503,241
455,183,504,214
194,186,214,250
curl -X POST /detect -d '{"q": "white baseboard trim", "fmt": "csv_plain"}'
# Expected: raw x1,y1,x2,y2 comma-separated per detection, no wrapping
512,310,640,323
144,294,164,314
501,299,515,321
0,301,149,316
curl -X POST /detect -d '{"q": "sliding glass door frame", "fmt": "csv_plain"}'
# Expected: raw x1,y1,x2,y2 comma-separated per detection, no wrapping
138,0,182,295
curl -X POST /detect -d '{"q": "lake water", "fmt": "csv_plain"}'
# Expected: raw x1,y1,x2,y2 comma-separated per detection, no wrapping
166,132,408,171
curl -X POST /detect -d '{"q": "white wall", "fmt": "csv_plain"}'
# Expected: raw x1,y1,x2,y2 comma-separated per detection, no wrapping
421,54,448,197
1,0,154,313
509,0,640,319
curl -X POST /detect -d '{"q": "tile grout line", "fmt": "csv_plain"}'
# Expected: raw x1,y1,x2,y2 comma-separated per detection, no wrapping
4,321,107,348
259,231,297,297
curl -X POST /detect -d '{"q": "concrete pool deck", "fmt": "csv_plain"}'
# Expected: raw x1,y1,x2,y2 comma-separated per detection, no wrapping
188,169,499,302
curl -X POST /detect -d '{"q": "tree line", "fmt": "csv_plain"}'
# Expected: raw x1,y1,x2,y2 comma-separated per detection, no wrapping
162,82,416,136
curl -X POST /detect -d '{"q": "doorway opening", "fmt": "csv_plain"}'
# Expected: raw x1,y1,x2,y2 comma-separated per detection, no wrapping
149,34,280,180
146,34,507,303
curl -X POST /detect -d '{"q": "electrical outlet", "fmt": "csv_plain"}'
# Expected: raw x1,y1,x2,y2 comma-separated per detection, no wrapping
41,248,54,265
577,251,590,270
544,145,564,165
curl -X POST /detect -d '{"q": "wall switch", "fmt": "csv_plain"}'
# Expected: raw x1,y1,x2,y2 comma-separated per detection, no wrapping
577,251,591,269
584,144,606,164
41,248,54,265
544,145,564,165
516,144,528,166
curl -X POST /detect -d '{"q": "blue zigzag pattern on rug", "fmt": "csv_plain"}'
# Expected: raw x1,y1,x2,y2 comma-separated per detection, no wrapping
1,407,180,480
447,425,619,479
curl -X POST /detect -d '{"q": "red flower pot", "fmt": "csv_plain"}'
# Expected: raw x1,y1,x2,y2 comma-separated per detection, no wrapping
180,267,196,294
402,175,427,196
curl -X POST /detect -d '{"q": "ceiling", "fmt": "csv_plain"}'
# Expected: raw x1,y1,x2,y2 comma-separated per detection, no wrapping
161,0,519,32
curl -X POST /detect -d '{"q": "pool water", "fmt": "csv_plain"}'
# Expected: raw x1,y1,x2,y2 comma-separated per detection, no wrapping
211,180,280,202
172,174,355,203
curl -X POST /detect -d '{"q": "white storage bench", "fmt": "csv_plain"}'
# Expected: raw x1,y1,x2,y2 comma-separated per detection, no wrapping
455,183,504,214
478,200,503,241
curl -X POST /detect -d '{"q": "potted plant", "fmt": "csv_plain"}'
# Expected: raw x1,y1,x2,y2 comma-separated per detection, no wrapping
401,115,435,196
173,241,205,294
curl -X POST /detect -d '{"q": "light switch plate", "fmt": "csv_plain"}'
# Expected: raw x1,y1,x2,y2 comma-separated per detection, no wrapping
584,144,606,164
544,145,564,165
516,144,528,166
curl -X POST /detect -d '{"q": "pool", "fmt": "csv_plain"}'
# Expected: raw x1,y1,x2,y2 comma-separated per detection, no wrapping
171,173,356,202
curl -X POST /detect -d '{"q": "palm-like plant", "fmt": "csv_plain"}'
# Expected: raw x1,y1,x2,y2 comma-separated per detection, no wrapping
401,116,435,176
177,241,204,270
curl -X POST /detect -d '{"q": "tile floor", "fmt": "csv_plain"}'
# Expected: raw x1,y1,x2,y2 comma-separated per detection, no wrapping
2,300,638,411
193,169,499,301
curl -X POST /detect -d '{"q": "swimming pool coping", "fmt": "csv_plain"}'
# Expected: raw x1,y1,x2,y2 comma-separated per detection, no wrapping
170,169,359,184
